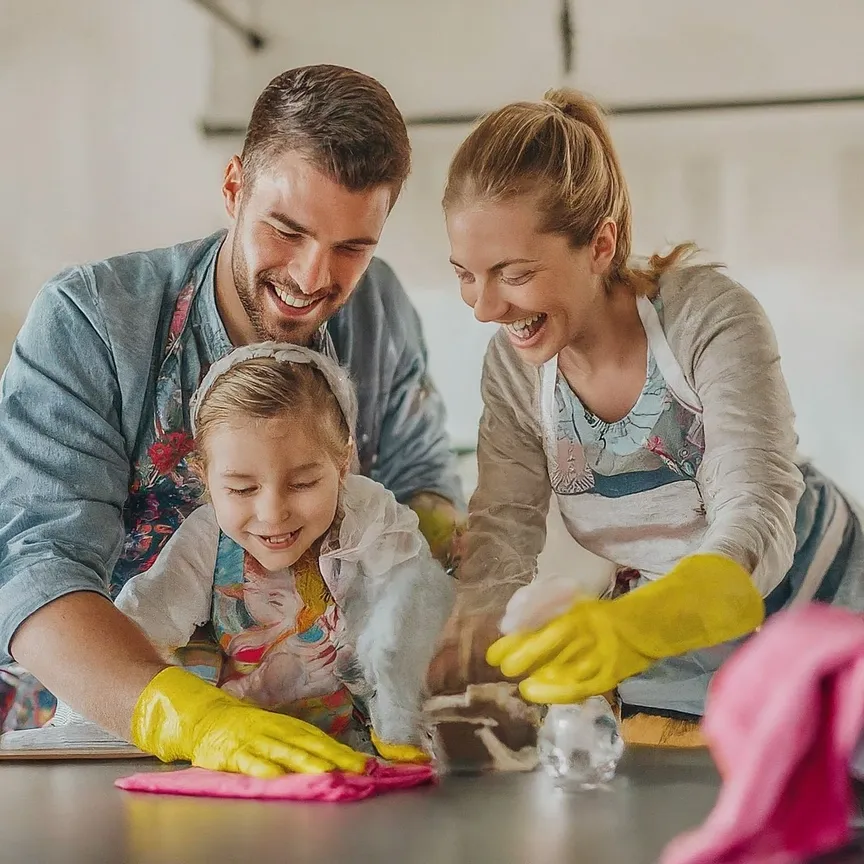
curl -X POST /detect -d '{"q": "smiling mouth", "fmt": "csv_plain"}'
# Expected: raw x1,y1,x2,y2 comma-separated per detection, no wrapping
503,313,547,342
268,282,324,315
257,529,301,550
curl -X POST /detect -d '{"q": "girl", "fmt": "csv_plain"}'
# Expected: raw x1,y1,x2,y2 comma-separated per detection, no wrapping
435,88,864,744
116,343,454,766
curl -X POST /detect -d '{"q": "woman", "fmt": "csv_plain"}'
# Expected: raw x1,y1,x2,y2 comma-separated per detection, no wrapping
437,88,864,742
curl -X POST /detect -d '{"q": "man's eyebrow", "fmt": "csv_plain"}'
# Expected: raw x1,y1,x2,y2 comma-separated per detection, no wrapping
267,212,378,247
267,213,314,237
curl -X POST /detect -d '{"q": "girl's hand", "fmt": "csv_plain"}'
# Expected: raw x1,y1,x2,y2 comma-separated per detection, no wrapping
370,730,430,764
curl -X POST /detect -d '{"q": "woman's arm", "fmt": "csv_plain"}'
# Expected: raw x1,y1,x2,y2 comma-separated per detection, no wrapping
456,331,552,611
484,268,795,704
665,266,805,595
428,332,552,694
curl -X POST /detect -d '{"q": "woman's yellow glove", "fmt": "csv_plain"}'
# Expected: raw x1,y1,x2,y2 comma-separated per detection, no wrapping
486,554,765,704
131,667,370,778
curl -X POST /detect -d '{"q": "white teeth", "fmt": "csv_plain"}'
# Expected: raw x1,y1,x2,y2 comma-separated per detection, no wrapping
274,286,316,308
504,314,544,339
263,531,295,544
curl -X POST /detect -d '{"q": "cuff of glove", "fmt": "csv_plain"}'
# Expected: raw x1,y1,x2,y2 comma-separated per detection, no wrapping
130,666,217,762
611,552,765,662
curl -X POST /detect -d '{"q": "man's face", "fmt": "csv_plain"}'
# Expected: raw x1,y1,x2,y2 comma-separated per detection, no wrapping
223,151,392,345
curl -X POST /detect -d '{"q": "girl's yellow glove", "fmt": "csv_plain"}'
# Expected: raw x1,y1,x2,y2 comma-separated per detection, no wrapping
370,730,430,764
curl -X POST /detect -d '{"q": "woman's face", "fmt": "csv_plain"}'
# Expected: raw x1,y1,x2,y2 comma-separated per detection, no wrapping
446,195,616,366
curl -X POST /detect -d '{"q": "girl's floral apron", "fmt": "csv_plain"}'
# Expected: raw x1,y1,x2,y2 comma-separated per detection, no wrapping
198,535,363,740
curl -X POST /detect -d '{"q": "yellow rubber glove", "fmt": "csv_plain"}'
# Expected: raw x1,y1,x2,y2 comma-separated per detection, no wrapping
409,492,465,568
486,553,765,704
131,667,370,778
370,730,431,764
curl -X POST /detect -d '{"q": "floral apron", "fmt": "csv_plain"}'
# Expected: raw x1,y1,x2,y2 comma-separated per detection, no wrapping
3,280,209,730
196,534,365,740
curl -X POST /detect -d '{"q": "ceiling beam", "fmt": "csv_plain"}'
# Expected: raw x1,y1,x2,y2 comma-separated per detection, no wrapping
188,0,266,51
200,90,864,137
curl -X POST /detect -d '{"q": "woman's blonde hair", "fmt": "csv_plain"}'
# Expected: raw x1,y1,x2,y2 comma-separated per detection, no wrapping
192,358,353,471
443,88,696,294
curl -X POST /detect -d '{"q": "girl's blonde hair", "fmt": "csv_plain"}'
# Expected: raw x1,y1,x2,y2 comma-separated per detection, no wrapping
443,87,696,294
193,358,353,470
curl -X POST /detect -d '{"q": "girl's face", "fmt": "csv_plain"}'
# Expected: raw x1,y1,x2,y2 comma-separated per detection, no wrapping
204,416,345,572
445,194,617,366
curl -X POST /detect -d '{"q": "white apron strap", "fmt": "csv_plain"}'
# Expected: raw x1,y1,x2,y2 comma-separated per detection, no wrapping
636,296,703,415
538,355,559,454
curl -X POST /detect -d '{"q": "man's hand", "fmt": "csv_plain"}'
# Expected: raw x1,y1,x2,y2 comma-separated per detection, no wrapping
409,492,465,569
133,667,370,777
10,592,172,738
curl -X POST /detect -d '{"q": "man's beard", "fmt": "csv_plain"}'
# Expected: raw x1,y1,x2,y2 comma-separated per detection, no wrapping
231,231,330,346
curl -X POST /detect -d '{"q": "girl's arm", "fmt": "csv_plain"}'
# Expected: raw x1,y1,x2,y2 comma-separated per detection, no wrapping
328,474,455,747
115,505,220,655
361,542,455,748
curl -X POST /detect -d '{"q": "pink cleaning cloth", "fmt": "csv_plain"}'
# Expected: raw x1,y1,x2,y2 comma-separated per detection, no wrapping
116,760,436,802
662,603,864,864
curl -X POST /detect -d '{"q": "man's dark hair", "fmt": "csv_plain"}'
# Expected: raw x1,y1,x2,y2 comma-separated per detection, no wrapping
241,64,411,199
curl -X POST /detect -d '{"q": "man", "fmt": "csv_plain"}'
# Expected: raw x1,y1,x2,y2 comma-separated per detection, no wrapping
0,64,463,759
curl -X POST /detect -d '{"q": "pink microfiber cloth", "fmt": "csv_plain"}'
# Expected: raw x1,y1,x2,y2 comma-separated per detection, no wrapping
662,603,864,864
116,760,436,803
